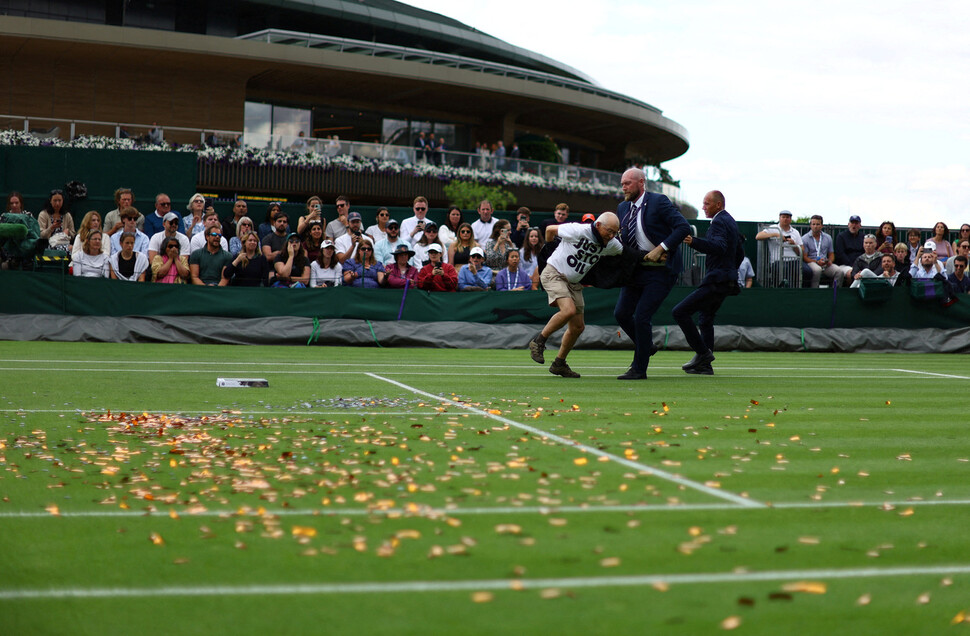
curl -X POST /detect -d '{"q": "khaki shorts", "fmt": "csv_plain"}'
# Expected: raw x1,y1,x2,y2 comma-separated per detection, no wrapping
540,265,585,313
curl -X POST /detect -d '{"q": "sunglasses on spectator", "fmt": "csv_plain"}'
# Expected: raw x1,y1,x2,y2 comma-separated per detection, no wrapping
337,203,348,208
359,246,372,251
415,207,427,211
209,233,222,238
460,229,471,234
158,202,172,206
378,213,389,217
240,221,252,226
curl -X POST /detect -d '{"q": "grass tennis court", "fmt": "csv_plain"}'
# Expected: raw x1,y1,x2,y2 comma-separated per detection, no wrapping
2,341,969,635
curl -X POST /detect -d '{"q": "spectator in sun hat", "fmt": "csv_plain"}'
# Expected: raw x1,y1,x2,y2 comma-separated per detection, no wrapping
386,243,419,289
417,243,457,291
458,246,493,291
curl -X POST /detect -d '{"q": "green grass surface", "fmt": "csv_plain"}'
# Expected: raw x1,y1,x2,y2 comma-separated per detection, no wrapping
2,341,969,635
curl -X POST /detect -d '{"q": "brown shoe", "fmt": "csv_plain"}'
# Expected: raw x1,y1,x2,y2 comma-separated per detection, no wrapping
549,359,580,378
528,333,546,364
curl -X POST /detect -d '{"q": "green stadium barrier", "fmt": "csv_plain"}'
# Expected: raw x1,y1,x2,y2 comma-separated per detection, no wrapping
1,271,967,329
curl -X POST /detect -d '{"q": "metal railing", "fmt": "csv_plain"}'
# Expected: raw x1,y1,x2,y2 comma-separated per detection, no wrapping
0,114,241,147
0,114,682,200
246,131,628,188
236,29,666,116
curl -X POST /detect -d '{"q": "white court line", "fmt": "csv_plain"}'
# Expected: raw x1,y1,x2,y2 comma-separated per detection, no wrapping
2,359,962,374
4,498,970,520
368,373,762,509
0,366,958,381
892,368,970,380
0,409,440,417
3,564,970,600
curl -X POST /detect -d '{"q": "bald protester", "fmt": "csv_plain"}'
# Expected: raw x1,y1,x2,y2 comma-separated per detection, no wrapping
528,211,622,378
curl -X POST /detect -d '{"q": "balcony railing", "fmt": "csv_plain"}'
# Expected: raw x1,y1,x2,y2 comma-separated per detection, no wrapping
0,114,682,201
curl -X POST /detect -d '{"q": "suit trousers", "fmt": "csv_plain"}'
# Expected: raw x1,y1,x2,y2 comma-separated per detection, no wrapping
671,283,730,355
614,268,676,373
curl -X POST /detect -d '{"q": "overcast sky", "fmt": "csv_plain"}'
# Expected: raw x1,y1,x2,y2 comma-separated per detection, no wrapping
403,0,970,230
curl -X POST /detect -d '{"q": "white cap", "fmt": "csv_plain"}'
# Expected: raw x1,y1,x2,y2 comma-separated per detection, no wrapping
469,246,485,258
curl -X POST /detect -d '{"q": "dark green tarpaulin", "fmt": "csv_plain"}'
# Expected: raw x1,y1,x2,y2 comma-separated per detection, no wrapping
1,271,968,329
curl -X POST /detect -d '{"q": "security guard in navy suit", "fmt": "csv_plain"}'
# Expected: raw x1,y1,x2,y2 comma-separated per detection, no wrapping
672,190,742,375
613,168,691,380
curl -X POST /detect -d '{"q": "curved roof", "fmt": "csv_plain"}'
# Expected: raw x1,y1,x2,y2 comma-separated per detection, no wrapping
245,0,599,84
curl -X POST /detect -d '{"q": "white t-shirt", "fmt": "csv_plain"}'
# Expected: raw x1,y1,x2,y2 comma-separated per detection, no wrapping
310,262,343,287
546,223,622,282
471,218,496,245
148,231,191,256
764,224,803,261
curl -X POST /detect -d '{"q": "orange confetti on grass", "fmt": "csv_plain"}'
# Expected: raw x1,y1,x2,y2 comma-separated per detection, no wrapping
45,504,60,516
292,525,317,538
574,457,588,466
487,409,502,415
471,591,494,603
600,557,621,567
781,581,826,594
495,524,522,534
149,532,165,546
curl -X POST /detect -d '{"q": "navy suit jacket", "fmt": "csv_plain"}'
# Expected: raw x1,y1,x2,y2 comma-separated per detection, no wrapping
617,193,691,281
690,209,741,286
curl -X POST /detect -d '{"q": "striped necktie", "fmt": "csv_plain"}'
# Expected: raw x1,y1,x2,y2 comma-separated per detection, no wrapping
625,202,639,247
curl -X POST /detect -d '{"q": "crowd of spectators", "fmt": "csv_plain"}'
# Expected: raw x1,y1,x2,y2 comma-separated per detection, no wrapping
4,187,969,300
3,189,559,291
754,211,968,296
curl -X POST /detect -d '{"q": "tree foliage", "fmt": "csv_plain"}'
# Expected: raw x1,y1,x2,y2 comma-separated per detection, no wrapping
443,181,517,211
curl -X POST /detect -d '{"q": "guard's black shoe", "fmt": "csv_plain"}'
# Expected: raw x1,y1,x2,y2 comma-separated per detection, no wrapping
682,351,715,371
617,367,647,380
685,364,714,376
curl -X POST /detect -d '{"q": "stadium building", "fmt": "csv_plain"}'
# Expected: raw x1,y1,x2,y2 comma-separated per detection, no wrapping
0,0,688,171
